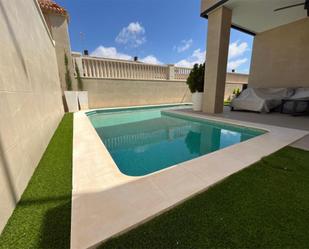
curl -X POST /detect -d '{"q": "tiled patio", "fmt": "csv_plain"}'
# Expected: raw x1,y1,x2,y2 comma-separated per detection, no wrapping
178,106,309,151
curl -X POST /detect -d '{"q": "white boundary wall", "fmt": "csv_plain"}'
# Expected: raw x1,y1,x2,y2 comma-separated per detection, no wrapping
0,0,64,233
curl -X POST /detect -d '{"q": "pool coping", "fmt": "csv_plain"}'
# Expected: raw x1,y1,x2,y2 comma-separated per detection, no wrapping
71,106,309,249
86,102,192,114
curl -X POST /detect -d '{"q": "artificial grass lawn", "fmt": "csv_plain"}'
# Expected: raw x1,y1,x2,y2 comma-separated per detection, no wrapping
224,100,231,106
0,113,73,249
99,147,309,249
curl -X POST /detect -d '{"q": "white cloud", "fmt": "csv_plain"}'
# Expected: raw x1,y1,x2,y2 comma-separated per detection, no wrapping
91,46,132,60
91,41,249,71
228,41,248,59
175,48,205,68
175,39,193,53
140,55,163,65
192,49,205,62
115,22,146,48
91,46,163,65
227,41,249,72
227,58,248,71
175,40,249,69
175,60,193,68
126,22,144,33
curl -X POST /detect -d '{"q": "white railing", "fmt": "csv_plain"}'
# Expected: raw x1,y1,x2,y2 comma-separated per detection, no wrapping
100,125,192,150
175,67,192,80
73,53,192,81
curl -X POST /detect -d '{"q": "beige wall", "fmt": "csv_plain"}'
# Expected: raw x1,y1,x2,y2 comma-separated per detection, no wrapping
226,72,248,85
82,77,247,109
225,72,248,99
43,13,77,91
249,18,309,88
83,78,192,108
0,0,64,233
224,83,245,100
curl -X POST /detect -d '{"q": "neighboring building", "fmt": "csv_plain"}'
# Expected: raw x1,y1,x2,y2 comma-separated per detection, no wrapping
39,0,77,91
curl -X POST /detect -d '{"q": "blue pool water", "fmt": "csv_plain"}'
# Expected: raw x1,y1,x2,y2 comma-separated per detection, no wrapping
87,105,265,176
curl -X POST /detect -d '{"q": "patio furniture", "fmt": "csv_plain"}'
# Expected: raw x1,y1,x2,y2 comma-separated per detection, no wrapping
230,88,294,113
280,88,309,116
281,98,309,116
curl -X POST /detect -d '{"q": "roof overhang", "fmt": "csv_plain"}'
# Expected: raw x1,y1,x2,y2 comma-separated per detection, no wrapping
38,0,68,18
201,0,308,35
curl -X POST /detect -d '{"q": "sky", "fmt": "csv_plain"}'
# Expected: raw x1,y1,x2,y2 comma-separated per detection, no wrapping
56,0,254,73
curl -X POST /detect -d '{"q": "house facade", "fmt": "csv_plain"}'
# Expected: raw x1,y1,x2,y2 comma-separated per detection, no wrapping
200,0,309,113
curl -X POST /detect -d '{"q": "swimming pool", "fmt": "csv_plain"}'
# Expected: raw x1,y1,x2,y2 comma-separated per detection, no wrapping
87,104,265,176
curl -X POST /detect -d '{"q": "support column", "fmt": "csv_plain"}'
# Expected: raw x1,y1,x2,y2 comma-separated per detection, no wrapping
167,64,175,80
73,54,84,77
202,6,232,113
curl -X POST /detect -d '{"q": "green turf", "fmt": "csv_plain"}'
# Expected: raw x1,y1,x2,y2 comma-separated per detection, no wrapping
0,113,73,249
99,147,309,249
224,100,231,106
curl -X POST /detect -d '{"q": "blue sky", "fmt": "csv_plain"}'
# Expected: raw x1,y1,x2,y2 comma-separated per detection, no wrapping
57,0,253,73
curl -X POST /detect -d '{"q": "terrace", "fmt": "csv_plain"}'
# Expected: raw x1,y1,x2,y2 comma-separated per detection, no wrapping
0,0,309,249
182,106,309,149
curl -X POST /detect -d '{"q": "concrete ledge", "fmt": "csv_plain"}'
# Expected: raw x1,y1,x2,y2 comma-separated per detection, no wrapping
71,108,308,249
291,134,309,151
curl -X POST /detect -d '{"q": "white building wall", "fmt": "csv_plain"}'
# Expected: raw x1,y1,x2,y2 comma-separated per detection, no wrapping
0,0,64,233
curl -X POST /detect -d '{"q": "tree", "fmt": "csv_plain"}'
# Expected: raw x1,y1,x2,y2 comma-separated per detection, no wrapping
233,88,241,97
186,63,205,93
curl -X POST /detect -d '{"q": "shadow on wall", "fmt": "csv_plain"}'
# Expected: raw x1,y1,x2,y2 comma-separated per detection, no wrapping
0,2,28,79
0,134,18,206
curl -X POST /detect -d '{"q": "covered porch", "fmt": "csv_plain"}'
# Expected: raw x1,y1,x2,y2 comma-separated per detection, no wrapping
200,0,309,113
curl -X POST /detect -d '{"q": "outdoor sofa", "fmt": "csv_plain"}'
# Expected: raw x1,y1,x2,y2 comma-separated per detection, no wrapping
230,87,309,114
